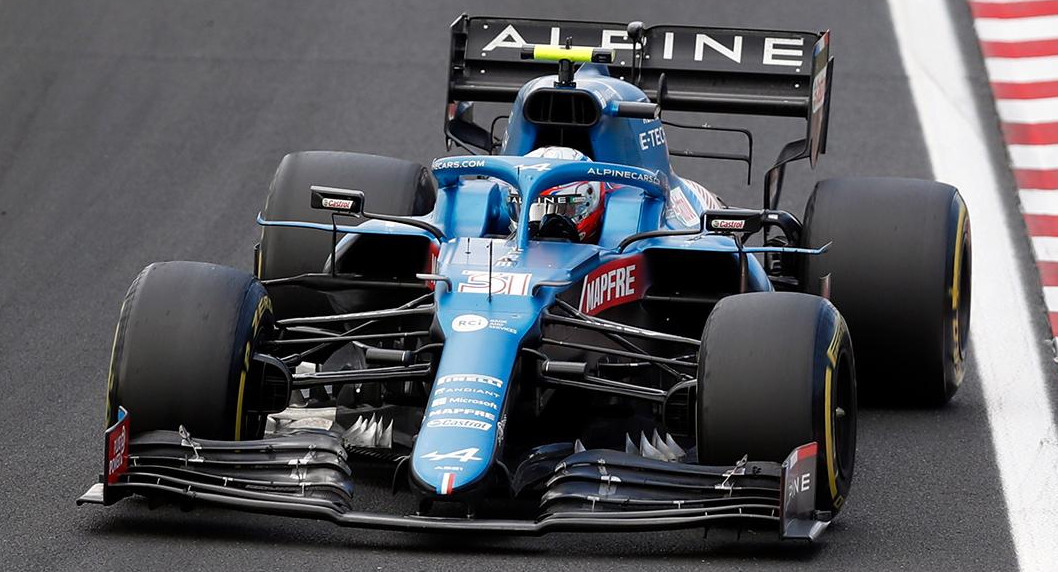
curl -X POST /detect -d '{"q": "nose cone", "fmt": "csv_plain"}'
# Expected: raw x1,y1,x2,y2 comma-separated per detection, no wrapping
411,237,591,496
411,370,508,495
410,367,505,492
410,310,532,496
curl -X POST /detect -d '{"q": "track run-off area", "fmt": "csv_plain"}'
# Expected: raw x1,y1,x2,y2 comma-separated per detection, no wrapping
890,1,1058,570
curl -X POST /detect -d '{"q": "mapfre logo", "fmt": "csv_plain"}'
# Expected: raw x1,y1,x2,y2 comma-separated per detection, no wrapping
578,255,647,316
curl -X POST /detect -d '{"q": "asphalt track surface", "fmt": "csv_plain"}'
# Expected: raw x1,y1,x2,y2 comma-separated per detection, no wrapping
0,1,1044,570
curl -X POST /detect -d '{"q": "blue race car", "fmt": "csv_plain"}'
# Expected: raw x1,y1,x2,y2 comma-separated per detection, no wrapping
80,16,971,542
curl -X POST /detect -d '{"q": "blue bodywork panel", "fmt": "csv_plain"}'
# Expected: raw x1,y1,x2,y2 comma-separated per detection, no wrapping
258,64,828,497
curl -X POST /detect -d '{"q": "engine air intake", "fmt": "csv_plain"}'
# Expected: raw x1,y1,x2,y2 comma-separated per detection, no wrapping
524,89,600,128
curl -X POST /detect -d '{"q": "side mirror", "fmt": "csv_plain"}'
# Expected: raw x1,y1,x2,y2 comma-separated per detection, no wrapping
309,185,446,241
310,185,364,216
446,102,494,153
704,209,764,235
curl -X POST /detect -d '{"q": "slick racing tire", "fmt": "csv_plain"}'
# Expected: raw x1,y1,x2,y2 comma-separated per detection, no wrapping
801,177,971,406
257,151,436,319
105,261,274,440
697,292,856,515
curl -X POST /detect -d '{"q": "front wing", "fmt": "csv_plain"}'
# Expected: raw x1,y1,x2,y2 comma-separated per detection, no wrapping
79,410,829,541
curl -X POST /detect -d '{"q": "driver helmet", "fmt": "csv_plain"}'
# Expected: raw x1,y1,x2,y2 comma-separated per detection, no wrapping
506,146,607,242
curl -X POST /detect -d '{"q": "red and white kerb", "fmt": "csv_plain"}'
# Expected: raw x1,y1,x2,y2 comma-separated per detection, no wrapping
439,472,456,495
970,0,1058,336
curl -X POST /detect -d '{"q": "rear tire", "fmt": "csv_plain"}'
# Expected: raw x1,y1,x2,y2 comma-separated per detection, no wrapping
697,292,856,515
105,261,274,440
801,177,971,406
257,151,436,318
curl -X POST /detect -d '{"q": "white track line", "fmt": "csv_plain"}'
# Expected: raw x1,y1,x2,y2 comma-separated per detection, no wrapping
1031,236,1058,261
888,1,1058,570
1044,287,1058,310
1020,189,1058,214
986,56,1058,83
1010,144,1058,169
997,97,1058,123
975,15,1058,42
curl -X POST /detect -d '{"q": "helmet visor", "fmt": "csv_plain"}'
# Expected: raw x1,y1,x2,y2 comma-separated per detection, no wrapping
507,183,595,224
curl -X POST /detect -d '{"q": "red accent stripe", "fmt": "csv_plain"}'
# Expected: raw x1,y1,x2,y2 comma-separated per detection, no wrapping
971,0,1058,19
795,442,818,462
1016,169,1058,189
1003,122,1058,145
982,39,1058,58
1037,261,1058,286
1048,312,1058,336
1025,214,1058,236
992,80,1058,100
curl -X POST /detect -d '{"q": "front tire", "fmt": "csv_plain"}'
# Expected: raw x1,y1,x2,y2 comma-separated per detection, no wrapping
105,261,274,440
697,292,856,515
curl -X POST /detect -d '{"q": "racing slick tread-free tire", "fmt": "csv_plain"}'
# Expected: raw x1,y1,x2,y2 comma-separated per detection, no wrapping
697,292,856,515
801,177,971,407
257,151,436,318
105,261,274,440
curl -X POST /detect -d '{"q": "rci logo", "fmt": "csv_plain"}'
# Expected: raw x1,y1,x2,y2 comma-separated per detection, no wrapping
451,314,488,332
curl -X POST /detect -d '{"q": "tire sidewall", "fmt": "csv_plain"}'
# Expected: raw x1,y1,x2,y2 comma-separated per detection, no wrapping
225,282,273,440
811,303,856,513
802,177,969,406
942,195,971,402
695,293,857,515
257,151,436,319
106,262,274,440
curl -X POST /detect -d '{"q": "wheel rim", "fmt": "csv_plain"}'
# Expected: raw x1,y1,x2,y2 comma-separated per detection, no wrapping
240,311,277,439
956,235,972,364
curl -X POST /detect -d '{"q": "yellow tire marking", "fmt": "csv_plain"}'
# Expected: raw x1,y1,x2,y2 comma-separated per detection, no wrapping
234,296,272,440
950,201,967,366
824,318,844,505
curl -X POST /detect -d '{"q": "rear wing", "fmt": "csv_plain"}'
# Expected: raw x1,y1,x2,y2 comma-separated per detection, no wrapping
448,15,833,170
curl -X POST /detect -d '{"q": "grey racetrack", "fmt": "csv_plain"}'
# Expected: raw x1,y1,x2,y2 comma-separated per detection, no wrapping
0,1,1040,570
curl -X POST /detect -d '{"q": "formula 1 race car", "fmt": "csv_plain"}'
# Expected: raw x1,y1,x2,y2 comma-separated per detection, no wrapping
80,16,971,542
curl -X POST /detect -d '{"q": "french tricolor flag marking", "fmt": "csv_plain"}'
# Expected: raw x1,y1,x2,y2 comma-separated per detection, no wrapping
438,472,456,495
